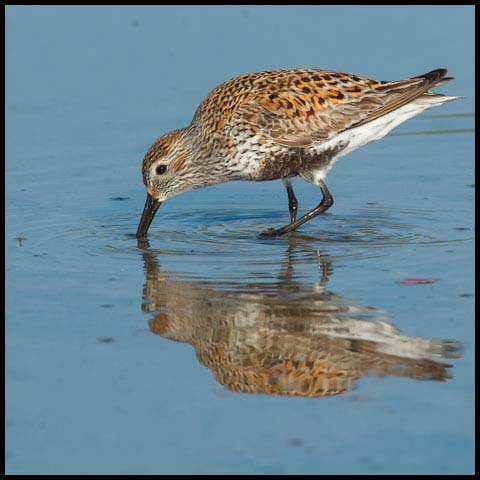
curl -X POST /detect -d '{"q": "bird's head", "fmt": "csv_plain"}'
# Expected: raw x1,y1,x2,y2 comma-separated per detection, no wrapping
136,128,193,238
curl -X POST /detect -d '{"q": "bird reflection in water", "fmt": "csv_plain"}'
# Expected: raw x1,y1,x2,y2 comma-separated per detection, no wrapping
138,239,460,397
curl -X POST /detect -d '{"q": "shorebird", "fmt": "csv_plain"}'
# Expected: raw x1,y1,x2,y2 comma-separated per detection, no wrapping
136,68,458,238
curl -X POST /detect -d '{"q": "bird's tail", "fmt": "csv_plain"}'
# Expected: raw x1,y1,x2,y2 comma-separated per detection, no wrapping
416,70,462,104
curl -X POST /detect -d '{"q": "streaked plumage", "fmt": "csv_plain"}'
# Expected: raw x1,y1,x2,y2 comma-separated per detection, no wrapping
136,68,459,238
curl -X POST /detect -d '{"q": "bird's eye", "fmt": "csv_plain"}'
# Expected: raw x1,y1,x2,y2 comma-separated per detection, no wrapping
156,164,167,175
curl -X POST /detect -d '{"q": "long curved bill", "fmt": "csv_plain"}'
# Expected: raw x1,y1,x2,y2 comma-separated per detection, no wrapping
136,194,162,238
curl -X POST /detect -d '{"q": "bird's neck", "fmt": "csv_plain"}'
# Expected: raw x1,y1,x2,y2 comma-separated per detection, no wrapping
181,125,238,185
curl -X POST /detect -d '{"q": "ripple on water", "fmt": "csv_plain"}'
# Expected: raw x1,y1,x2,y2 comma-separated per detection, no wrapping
90,203,474,282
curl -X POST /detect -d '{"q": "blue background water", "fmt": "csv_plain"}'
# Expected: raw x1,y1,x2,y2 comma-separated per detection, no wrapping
6,6,474,474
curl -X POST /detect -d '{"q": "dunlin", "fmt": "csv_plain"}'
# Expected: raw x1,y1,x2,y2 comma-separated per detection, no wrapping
136,68,458,238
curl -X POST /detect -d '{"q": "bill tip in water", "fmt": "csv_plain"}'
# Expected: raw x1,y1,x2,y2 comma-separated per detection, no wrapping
136,194,162,239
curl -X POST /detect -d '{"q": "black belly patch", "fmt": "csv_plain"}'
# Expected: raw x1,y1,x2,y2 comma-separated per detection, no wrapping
257,141,348,181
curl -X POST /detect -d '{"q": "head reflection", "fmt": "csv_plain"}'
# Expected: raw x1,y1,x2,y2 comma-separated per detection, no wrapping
138,239,459,397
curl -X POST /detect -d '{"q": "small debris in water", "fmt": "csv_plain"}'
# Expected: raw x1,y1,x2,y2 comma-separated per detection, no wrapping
97,337,115,343
110,197,130,201
287,438,304,448
343,394,370,402
16,232,25,247
399,278,439,285
101,304,115,308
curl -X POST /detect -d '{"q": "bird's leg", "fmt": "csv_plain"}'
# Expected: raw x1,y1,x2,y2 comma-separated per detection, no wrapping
283,178,298,224
261,179,333,237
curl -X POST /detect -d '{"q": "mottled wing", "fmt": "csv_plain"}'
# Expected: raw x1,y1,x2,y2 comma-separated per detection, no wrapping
237,69,449,147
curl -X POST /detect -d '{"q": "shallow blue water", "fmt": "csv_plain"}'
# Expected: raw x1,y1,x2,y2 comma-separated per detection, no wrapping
6,5,474,475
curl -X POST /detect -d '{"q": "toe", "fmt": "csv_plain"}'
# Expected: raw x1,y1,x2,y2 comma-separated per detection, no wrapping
260,227,277,237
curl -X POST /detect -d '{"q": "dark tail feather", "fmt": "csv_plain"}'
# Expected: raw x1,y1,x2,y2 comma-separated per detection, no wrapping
436,76,455,85
413,68,450,87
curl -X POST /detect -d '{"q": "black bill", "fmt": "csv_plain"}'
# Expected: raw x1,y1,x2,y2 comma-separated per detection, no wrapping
136,194,162,238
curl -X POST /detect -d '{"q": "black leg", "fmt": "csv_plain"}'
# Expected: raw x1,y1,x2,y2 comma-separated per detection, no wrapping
283,178,298,224
262,179,333,237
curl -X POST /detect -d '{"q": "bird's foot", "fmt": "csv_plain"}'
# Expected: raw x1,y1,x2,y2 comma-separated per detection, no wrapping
259,226,294,237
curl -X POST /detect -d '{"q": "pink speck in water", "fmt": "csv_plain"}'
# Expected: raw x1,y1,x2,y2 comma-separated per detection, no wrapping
399,278,440,285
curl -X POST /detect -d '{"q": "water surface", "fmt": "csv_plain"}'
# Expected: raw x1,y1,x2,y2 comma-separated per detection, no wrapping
6,5,474,475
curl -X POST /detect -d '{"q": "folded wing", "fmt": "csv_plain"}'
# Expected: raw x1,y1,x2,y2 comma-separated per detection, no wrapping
238,69,451,148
